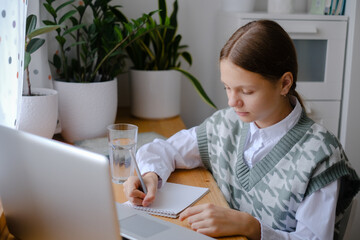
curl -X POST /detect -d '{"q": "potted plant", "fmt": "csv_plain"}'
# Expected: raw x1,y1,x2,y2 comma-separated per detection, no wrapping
17,14,60,139
43,0,156,143
125,0,217,119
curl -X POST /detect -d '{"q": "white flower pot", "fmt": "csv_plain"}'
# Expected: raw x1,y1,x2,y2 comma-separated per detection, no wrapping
130,70,181,119
18,88,58,139
54,78,118,143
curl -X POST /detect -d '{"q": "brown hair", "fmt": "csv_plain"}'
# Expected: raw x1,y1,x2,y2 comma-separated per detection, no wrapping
220,20,304,107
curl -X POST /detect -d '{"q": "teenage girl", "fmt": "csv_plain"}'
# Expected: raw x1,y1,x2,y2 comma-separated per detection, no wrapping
123,20,360,240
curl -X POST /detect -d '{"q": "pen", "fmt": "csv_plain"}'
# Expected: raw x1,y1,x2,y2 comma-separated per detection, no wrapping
130,151,148,194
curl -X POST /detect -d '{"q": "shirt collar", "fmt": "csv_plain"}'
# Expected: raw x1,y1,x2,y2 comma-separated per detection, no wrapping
249,97,302,142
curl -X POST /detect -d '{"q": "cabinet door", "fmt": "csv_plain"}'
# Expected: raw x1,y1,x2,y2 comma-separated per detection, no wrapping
230,18,347,101
275,20,347,101
304,100,341,136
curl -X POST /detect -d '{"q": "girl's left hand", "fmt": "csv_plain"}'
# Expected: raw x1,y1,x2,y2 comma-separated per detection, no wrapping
179,203,261,239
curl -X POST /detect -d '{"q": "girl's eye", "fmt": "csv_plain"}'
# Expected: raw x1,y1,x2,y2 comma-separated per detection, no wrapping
242,91,253,95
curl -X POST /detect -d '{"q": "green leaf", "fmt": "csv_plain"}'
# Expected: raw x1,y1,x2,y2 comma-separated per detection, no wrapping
26,15,37,36
53,53,62,69
43,3,57,19
70,41,86,48
166,1,178,45
109,6,127,23
114,26,123,41
55,35,66,46
69,16,79,26
180,51,192,65
63,24,85,36
170,0,178,29
42,20,56,26
139,40,154,59
26,38,45,54
173,67,217,109
59,10,77,24
46,0,55,4
76,5,86,17
158,0,167,25
55,0,75,12
27,25,60,40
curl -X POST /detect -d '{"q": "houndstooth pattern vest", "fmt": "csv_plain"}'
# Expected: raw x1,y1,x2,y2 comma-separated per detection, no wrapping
196,108,360,238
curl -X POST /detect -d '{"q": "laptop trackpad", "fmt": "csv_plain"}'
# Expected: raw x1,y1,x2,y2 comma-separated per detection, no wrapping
120,214,170,238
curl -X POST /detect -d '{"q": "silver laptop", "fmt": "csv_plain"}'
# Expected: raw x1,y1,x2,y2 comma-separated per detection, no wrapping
0,125,213,240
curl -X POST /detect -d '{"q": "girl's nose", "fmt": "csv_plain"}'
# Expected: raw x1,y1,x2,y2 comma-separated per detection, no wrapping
228,93,243,108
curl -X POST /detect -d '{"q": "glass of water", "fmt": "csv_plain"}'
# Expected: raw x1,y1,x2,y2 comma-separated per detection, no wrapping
107,123,138,184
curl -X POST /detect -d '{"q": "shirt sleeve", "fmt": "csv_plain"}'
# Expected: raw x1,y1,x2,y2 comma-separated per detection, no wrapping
136,127,204,188
260,179,340,240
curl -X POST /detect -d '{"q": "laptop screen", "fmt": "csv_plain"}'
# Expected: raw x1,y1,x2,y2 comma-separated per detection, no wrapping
0,126,121,240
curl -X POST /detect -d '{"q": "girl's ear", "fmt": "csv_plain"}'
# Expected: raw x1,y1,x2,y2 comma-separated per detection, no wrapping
280,72,293,96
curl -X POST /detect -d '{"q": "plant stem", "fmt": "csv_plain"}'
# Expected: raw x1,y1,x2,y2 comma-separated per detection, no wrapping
24,36,32,96
60,46,68,81
76,5,86,82
26,67,32,96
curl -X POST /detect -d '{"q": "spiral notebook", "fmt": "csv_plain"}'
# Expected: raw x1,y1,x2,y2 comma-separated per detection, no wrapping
123,182,209,218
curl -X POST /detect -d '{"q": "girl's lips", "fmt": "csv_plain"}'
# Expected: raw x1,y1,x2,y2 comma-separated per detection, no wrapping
235,111,249,117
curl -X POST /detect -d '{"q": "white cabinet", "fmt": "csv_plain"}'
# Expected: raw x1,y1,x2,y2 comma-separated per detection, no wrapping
217,13,348,136
304,101,341,135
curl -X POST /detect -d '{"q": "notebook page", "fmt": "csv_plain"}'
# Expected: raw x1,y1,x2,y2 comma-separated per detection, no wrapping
123,182,209,218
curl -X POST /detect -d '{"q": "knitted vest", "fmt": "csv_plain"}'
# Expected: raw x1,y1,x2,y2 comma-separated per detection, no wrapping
196,108,360,238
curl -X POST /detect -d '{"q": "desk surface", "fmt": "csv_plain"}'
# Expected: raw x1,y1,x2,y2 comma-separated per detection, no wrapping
114,107,187,138
0,108,246,240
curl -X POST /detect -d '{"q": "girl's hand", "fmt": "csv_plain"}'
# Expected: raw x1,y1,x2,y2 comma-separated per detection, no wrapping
179,203,261,239
123,172,158,207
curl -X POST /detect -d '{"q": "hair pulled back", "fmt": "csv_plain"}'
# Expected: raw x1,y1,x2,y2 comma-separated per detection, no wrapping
220,20,303,106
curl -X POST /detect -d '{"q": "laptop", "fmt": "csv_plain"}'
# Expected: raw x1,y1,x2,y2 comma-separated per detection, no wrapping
0,125,213,240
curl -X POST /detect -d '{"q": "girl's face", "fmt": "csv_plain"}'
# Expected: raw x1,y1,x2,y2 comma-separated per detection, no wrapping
220,59,292,128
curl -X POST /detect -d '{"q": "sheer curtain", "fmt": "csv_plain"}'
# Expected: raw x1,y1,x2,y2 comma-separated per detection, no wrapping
27,0,55,90
0,0,27,128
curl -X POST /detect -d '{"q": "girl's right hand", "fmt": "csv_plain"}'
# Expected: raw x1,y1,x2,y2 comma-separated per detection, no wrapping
123,172,159,207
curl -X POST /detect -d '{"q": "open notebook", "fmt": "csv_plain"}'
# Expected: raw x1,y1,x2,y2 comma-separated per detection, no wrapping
123,182,209,218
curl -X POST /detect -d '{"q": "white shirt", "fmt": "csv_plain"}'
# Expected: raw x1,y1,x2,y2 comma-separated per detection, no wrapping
243,97,303,168
136,99,339,240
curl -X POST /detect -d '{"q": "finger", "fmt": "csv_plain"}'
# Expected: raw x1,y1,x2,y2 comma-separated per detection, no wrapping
123,176,146,200
187,217,222,237
142,186,156,206
193,222,229,238
128,196,145,206
125,187,146,206
179,204,207,221
142,174,158,206
123,176,139,190
128,189,146,199
189,218,209,231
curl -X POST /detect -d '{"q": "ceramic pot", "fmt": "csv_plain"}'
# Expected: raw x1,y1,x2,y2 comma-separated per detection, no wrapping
54,78,118,143
18,88,58,138
130,70,181,119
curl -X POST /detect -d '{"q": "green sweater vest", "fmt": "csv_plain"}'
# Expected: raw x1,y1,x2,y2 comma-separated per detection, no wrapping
196,107,360,237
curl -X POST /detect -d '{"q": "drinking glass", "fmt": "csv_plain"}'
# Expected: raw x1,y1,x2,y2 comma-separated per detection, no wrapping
107,123,138,184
